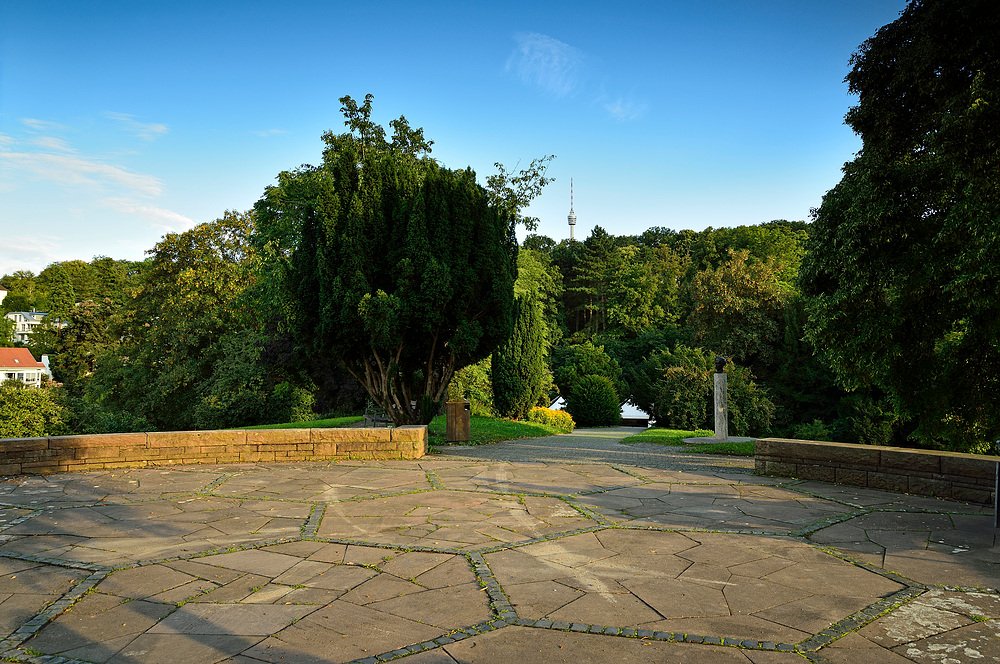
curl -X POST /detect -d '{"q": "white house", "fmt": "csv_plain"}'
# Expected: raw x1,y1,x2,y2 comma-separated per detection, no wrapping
4,311,49,345
0,347,47,387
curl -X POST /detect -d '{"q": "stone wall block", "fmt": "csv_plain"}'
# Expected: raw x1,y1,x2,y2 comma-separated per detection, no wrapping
75,446,131,460
880,448,941,473
0,438,50,453
763,460,798,477
391,426,428,443
835,468,869,487
246,429,310,446
312,443,337,456
796,464,837,483
940,454,998,480
867,471,909,493
147,430,247,449
49,433,147,450
950,485,994,504
907,476,953,499
311,428,390,444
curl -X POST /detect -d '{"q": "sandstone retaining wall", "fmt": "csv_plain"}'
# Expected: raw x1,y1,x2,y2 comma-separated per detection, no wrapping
755,438,998,504
0,426,427,475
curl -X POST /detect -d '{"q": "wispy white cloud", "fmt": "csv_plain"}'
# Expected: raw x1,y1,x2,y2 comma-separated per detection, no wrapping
104,111,169,141
21,118,68,132
32,136,76,152
252,128,288,137
604,97,649,122
0,235,61,272
0,151,163,197
101,197,196,233
506,32,584,98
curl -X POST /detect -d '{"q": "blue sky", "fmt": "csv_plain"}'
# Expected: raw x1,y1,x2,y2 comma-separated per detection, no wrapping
0,0,907,275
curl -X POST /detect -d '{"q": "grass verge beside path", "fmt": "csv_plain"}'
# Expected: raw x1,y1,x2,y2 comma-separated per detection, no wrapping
429,415,564,448
622,428,713,445
622,427,755,456
233,416,364,430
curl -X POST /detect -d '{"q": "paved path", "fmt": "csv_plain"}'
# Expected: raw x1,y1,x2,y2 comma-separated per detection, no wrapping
0,427,996,664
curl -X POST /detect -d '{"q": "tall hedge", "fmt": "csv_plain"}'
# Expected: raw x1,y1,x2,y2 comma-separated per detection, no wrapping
492,293,548,419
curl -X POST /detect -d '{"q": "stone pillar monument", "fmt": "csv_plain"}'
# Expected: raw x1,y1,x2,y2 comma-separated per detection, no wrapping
714,356,728,442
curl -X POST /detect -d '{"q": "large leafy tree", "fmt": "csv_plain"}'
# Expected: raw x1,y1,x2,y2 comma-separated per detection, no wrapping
255,95,549,425
90,211,259,430
686,249,785,374
801,0,1000,451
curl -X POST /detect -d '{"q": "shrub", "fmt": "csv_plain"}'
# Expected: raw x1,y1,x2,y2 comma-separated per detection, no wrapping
791,419,835,441
527,407,575,432
0,381,67,438
551,342,626,401
565,374,620,427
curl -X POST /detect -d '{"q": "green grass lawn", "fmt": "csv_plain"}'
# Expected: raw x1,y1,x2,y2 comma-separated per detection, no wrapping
232,415,364,430
622,427,755,456
429,415,565,447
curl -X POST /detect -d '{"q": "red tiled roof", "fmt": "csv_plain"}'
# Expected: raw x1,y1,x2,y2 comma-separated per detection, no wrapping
0,347,45,369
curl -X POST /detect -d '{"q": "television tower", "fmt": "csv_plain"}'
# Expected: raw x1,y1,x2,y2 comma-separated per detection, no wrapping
567,178,577,241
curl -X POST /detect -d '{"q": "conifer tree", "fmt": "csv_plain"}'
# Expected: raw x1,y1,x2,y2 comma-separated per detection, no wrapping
492,294,548,419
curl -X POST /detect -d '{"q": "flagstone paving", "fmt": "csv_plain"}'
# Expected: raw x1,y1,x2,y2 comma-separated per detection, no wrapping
0,426,995,663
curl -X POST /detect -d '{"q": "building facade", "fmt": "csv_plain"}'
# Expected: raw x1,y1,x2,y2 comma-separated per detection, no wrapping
4,311,49,345
0,347,47,387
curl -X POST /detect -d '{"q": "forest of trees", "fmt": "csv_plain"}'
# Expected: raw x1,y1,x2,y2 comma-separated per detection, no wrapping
1,0,996,454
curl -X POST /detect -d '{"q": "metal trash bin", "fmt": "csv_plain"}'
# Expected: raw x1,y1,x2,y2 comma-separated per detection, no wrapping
446,399,471,443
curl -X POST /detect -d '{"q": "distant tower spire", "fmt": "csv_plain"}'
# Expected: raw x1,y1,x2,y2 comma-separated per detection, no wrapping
567,178,577,241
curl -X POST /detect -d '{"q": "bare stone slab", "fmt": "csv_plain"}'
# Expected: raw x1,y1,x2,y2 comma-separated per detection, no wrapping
149,603,315,635
106,633,263,664
438,626,758,663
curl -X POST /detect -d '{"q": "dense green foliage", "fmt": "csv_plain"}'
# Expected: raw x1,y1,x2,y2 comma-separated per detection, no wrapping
801,0,999,452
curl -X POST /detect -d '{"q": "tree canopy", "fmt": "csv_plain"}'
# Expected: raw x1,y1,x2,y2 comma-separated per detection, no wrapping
801,0,1000,451
254,95,551,424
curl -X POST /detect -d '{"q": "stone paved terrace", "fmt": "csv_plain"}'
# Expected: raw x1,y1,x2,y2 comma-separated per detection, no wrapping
0,426,996,663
